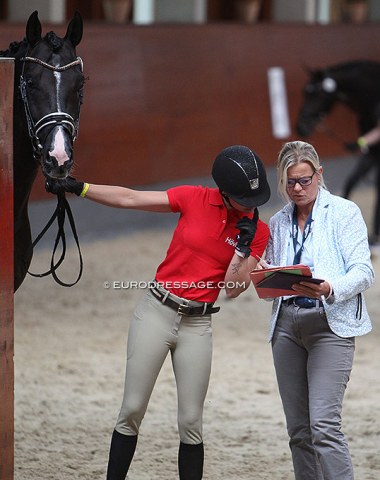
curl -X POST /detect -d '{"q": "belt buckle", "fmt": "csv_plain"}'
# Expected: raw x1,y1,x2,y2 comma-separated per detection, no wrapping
178,302,191,316
295,297,315,308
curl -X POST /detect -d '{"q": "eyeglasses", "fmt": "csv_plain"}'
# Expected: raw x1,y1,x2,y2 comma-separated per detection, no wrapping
287,171,316,188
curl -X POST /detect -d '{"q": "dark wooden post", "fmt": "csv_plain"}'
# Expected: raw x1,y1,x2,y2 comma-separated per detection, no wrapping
0,58,15,480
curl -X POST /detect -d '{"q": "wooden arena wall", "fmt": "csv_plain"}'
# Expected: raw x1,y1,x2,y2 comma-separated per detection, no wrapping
1,21,380,200
0,58,14,480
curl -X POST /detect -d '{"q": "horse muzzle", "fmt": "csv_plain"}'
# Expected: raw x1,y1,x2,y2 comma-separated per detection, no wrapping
295,121,312,138
295,111,322,138
42,154,74,179
41,126,74,178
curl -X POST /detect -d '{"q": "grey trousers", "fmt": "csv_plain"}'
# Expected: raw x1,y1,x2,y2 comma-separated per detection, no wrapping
115,289,213,444
272,303,355,480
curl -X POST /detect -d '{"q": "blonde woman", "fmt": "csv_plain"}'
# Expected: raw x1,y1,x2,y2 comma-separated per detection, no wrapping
265,141,374,480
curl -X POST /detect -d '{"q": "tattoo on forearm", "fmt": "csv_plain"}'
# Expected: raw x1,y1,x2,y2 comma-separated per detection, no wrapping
231,262,242,275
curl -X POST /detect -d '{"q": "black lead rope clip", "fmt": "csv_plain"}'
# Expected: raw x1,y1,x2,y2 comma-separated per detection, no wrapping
28,191,83,287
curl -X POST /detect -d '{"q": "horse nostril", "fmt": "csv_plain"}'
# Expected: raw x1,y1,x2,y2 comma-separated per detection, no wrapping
64,156,74,168
43,154,55,167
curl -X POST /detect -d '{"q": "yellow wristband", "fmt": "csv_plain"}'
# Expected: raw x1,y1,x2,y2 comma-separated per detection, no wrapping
357,137,367,148
80,183,90,198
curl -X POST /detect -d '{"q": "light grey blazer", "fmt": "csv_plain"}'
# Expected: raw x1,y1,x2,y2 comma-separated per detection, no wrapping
266,187,374,341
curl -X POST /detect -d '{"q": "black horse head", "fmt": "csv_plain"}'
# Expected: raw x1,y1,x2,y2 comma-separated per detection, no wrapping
296,61,380,138
0,10,85,291
295,66,340,137
18,10,84,179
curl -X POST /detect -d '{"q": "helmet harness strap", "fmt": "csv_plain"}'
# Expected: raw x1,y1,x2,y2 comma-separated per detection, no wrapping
221,191,232,208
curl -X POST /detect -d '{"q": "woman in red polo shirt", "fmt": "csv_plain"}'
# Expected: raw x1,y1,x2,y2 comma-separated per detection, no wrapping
46,145,271,480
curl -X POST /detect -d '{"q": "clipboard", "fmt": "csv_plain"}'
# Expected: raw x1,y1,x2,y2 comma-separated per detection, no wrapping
250,264,324,299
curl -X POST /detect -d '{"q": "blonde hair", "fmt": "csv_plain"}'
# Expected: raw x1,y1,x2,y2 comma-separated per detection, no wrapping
277,141,326,202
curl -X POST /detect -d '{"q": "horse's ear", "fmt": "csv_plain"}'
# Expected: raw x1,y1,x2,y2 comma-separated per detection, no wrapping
26,11,42,47
65,11,83,47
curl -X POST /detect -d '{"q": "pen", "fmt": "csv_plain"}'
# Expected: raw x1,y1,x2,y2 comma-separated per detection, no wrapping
254,254,271,268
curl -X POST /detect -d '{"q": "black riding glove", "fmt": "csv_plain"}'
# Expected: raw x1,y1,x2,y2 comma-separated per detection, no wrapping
344,141,359,153
235,208,259,258
45,176,84,196
345,138,369,154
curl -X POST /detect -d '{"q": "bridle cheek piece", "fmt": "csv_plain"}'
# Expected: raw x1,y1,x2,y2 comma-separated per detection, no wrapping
19,55,83,160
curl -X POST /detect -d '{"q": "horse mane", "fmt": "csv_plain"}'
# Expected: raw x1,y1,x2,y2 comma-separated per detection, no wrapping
318,60,380,102
0,39,27,58
0,31,64,59
317,60,380,119
44,31,64,52
325,60,380,77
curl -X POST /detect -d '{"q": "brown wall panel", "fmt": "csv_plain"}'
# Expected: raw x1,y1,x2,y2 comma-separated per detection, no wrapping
1,21,379,200
0,58,14,480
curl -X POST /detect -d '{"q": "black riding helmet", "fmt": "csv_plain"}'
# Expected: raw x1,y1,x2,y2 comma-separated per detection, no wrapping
212,145,271,207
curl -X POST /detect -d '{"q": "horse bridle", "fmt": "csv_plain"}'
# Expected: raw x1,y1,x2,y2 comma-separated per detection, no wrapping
312,78,351,146
19,54,83,160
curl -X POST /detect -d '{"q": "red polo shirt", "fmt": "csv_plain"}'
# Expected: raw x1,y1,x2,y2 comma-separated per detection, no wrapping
155,185,269,302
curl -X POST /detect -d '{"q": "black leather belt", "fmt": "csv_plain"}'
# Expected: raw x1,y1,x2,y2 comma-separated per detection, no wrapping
149,286,220,316
282,296,323,309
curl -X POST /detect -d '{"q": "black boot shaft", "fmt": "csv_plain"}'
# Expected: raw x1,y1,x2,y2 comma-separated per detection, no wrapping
178,442,204,480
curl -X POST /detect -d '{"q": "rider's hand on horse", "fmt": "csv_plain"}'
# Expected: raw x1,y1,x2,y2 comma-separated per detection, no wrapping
235,208,259,258
345,138,369,154
45,176,84,196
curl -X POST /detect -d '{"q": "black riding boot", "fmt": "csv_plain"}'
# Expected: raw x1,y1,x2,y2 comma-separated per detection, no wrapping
106,430,138,480
178,442,204,480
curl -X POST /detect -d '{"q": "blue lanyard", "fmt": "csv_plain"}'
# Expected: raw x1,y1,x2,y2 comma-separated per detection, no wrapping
292,206,313,265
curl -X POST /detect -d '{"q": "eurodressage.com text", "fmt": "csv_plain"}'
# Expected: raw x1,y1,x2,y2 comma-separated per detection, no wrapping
103,280,246,290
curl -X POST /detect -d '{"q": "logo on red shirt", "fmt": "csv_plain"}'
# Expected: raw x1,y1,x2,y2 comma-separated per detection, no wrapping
225,236,237,248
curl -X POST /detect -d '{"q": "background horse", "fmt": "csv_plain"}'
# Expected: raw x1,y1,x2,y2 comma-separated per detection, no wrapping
0,11,84,291
295,60,380,244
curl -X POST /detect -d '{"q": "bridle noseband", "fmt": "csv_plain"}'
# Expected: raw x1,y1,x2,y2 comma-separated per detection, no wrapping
19,54,83,159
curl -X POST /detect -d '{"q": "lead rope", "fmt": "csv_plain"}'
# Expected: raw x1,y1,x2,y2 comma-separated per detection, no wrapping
28,192,83,287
